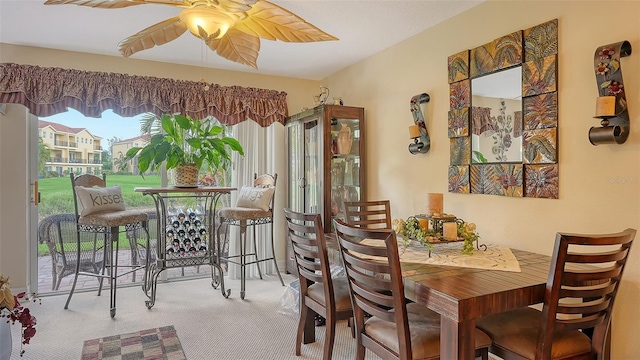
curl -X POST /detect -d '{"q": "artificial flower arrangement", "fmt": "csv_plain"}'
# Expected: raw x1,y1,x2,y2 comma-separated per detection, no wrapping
0,275,39,357
392,216,479,255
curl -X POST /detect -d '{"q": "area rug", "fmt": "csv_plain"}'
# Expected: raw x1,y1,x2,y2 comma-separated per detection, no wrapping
81,325,186,360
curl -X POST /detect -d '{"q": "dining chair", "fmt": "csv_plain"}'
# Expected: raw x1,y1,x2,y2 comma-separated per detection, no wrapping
476,228,636,360
284,209,353,360
344,200,392,230
333,219,491,360
38,213,105,291
66,173,150,318
217,173,285,299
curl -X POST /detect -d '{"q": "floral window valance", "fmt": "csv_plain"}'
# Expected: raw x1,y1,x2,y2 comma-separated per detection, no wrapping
0,63,288,126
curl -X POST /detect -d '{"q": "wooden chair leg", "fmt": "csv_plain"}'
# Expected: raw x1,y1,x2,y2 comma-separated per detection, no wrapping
323,313,336,360
348,317,355,338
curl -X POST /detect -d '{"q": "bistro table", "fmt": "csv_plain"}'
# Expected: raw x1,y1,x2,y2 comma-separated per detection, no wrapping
135,186,235,308
326,237,551,360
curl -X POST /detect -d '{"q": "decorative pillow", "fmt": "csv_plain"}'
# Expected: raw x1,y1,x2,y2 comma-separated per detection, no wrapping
235,186,275,211
75,185,126,217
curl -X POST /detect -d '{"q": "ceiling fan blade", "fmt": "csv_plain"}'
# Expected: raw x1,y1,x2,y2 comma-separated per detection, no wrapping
234,0,338,42
44,0,191,9
213,0,258,13
206,28,260,69
118,16,188,58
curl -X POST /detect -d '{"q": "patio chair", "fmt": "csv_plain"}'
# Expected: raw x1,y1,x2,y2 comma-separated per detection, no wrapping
65,173,150,318
217,173,284,299
476,228,636,360
284,209,353,360
38,213,105,291
344,200,392,230
333,219,491,360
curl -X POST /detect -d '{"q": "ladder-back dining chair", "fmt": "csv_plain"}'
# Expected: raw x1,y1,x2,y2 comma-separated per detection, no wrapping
217,173,284,299
344,200,392,230
66,173,150,318
38,213,105,291
476,228,636,360
333,219,490,360
284,209,353,360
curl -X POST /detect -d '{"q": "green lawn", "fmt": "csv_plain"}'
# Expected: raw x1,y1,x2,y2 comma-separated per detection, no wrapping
37,174,162,255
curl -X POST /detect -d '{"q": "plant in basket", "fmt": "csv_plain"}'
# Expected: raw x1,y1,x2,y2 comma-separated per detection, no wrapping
122,114,244,187
0,275,40,357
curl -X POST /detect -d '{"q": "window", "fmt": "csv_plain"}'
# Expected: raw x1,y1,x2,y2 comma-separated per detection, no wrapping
42,131,46,137
90,139,93,144
50,133,52,139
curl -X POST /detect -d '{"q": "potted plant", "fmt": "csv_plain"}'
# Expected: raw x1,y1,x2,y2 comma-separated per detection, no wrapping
123,114,244,187
1,275,39,358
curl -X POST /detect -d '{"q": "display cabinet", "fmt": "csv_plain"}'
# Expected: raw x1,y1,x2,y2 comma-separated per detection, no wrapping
285,105,365,274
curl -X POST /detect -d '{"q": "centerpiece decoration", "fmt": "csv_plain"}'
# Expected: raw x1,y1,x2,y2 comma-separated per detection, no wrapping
392,216,479,255
0,275,39,357
123,114,244,187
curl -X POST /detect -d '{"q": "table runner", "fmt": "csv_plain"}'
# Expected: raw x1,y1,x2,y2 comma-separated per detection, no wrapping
361,239,521,272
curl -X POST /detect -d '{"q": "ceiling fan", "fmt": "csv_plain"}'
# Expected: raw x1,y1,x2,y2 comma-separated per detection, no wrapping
43,0,338,69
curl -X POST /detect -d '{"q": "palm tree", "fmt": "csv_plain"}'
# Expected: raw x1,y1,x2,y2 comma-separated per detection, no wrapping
38,137,51,177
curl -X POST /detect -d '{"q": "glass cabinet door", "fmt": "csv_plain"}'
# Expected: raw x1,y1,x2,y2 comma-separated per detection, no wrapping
329,116,361,229
287,122,303,212
304,119,321,214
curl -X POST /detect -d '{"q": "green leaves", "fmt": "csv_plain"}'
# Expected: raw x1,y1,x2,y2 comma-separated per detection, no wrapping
123,114,244,177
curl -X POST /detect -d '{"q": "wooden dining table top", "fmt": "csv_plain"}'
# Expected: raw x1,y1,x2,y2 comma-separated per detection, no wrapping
326,235,552,359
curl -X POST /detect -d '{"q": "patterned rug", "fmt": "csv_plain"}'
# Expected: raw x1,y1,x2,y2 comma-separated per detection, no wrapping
81,325,186,360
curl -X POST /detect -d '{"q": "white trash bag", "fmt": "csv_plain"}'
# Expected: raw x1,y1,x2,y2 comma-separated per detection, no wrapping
278,264,346,317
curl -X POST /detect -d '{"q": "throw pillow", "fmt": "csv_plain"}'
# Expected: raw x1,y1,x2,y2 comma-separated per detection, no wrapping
75,185,126,217
235,186,275,211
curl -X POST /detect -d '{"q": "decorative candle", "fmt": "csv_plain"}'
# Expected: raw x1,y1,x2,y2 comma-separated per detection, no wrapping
418,217,430,231
426,193,443,216
443,222,457,240
595,96,616,118
409,125,421,139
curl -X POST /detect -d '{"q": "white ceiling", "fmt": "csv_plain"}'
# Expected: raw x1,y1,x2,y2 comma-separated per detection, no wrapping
0,0,484,80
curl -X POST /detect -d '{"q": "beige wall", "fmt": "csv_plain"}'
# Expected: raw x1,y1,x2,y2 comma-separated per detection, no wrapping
322,1,640,357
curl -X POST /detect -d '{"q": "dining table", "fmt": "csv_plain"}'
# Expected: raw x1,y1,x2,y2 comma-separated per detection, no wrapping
326,236,552,360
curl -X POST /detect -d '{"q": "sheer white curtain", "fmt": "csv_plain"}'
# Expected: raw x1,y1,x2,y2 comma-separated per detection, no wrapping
226,120,286,280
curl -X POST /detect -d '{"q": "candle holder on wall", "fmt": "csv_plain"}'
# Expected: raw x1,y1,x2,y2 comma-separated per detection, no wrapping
408,93,431,154
590,41,632,145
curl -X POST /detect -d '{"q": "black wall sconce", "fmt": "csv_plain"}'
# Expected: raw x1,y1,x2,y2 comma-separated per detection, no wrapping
408,93,431,154
590,40,632,145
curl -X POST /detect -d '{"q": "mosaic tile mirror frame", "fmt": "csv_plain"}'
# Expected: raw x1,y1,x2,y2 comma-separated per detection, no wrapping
448,19,559,199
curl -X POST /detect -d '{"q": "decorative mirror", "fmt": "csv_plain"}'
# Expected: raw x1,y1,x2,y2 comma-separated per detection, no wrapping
447,19,559,199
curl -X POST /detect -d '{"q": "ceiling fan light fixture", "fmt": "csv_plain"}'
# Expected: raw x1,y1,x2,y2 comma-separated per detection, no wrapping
179,7,240,39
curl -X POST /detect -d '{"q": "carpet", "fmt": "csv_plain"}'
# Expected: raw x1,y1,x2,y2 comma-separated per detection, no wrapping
81,325,186,360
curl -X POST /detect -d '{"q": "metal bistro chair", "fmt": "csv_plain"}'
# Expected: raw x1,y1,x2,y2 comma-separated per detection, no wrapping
125,211,158,283
476,229,636,360
66,173,150,318
217,173,285,299
284,209,353,360
344,200,392,230
38,213,105,291
333,219,491,360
